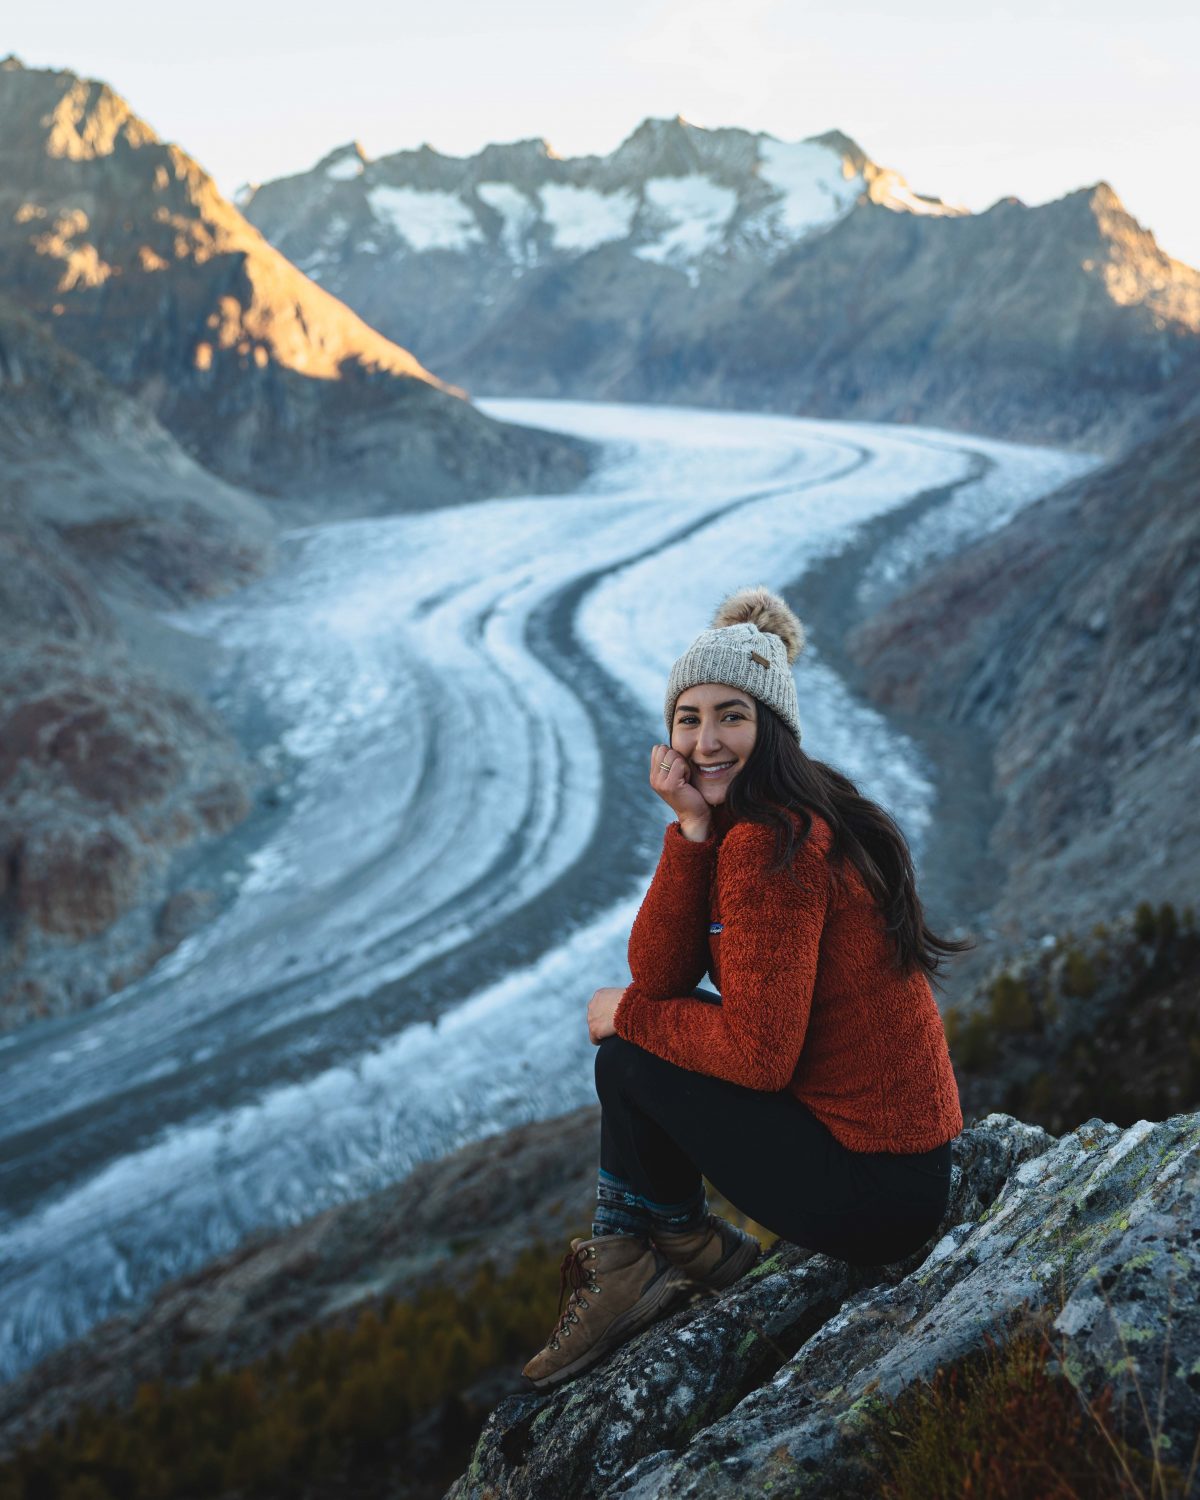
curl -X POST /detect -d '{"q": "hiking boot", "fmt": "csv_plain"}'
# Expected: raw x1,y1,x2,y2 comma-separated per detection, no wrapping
652,1214,762,1291
521,1233,687,1391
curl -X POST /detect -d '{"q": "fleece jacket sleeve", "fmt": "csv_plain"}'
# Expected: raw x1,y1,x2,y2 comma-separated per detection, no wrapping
615,820,830,1091
625,820,719,1000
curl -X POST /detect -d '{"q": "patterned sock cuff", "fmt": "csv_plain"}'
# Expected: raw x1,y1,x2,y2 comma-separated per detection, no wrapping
594,1169,652,1239
644,1182,709,1234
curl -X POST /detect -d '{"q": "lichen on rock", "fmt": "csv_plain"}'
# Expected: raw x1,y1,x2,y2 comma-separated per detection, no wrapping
450,1111,1199,1499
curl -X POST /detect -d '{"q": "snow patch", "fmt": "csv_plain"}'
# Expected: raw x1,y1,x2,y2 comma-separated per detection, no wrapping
477,181,539,264
539,183,636,252
755,138,860,238
367,185,483,252
325,154,363,182
635,174,738,271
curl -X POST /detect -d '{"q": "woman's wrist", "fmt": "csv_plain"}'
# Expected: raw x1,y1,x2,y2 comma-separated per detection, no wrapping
678,815,713,843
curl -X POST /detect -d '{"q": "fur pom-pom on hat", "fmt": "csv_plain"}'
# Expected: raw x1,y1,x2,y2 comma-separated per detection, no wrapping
664,585,807,744
711,585,806,664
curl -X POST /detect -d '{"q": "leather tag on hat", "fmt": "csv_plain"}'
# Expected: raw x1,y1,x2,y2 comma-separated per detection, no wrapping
749,651,770,668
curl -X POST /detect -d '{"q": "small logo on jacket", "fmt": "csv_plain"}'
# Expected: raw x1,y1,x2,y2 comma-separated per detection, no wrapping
708,921,723,934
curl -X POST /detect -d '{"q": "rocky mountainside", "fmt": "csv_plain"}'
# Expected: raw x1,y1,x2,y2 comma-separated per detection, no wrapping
601,182,1200,453
456,1111,1199,1498
237,117,957,382
0,291,275,604
0,291,280,1028
241,115,1200,454
2,1095,1197,1498
0,55,589,516
845,390,1200,956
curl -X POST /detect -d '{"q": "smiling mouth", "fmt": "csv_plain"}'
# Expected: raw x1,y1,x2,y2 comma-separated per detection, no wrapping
695,761,736,777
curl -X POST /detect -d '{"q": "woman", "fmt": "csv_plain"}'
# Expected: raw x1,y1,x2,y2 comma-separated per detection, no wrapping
522,586,967,1391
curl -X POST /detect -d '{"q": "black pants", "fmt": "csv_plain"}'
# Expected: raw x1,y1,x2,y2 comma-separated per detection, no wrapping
595,1015,953,1267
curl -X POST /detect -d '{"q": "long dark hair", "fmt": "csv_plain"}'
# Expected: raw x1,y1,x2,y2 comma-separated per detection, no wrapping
723,703,973,987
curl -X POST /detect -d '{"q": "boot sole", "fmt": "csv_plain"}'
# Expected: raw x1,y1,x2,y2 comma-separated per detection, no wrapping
524,1264,688,1391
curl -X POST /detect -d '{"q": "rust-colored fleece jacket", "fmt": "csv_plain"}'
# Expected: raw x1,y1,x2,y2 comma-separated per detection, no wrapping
613,806,963,1154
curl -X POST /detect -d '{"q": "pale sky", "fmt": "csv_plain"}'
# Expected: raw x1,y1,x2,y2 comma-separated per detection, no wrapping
7,0,1199,267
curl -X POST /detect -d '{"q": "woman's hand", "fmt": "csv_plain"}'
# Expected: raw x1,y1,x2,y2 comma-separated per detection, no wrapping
588,987,626,1044
649,744,711,841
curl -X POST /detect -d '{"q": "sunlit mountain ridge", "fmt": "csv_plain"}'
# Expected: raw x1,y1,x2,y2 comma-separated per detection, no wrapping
0,54,589,513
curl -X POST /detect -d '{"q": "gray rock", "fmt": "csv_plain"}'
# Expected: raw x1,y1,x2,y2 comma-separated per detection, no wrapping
450,1112,1200,1499
451,1113,1050,1498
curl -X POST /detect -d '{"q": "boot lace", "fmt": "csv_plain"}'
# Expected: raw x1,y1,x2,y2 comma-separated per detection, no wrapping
549,1244,602,1347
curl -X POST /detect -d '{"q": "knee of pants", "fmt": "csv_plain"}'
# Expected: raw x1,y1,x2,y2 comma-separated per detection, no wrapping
594,1032,641,1100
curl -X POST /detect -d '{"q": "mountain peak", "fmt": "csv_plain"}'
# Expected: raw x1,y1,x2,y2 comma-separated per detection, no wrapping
322,139,368,162
1086,180,1122,210
1053,180,1125,214
0,61,160,160
316,140,369,181
623,113,703,144
610,114,747,179
473,135,560,176
805,128,870,174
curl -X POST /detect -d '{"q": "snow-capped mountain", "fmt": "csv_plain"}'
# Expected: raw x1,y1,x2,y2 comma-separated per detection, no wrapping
239,117,956,290
237,117,962,391
240,115,1200,453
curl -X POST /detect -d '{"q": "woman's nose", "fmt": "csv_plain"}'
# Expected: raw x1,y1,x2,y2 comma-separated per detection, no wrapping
697,720,723,754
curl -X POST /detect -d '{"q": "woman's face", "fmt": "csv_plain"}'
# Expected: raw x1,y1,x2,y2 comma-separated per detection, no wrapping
670,682,758,805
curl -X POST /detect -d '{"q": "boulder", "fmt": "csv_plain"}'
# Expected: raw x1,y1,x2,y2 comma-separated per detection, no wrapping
451,1111,1199,1498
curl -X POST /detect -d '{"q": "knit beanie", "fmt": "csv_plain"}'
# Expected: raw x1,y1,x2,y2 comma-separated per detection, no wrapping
665,586,807,744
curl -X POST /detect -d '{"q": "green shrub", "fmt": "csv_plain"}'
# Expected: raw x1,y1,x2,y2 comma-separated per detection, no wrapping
957,1010,999,1071
1060,946,1099,999
0,1237,584,1500
1134,900,1183,948
988,974,1036,1032
1021,1071,1056,1121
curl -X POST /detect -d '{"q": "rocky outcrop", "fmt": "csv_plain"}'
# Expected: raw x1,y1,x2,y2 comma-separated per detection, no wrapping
846,395,1200,955
0,294,277,1028
452,1111,1200,1498
0,290,276,605
3,1095,1196,1498
0,55,591,514
242,112,1200,455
